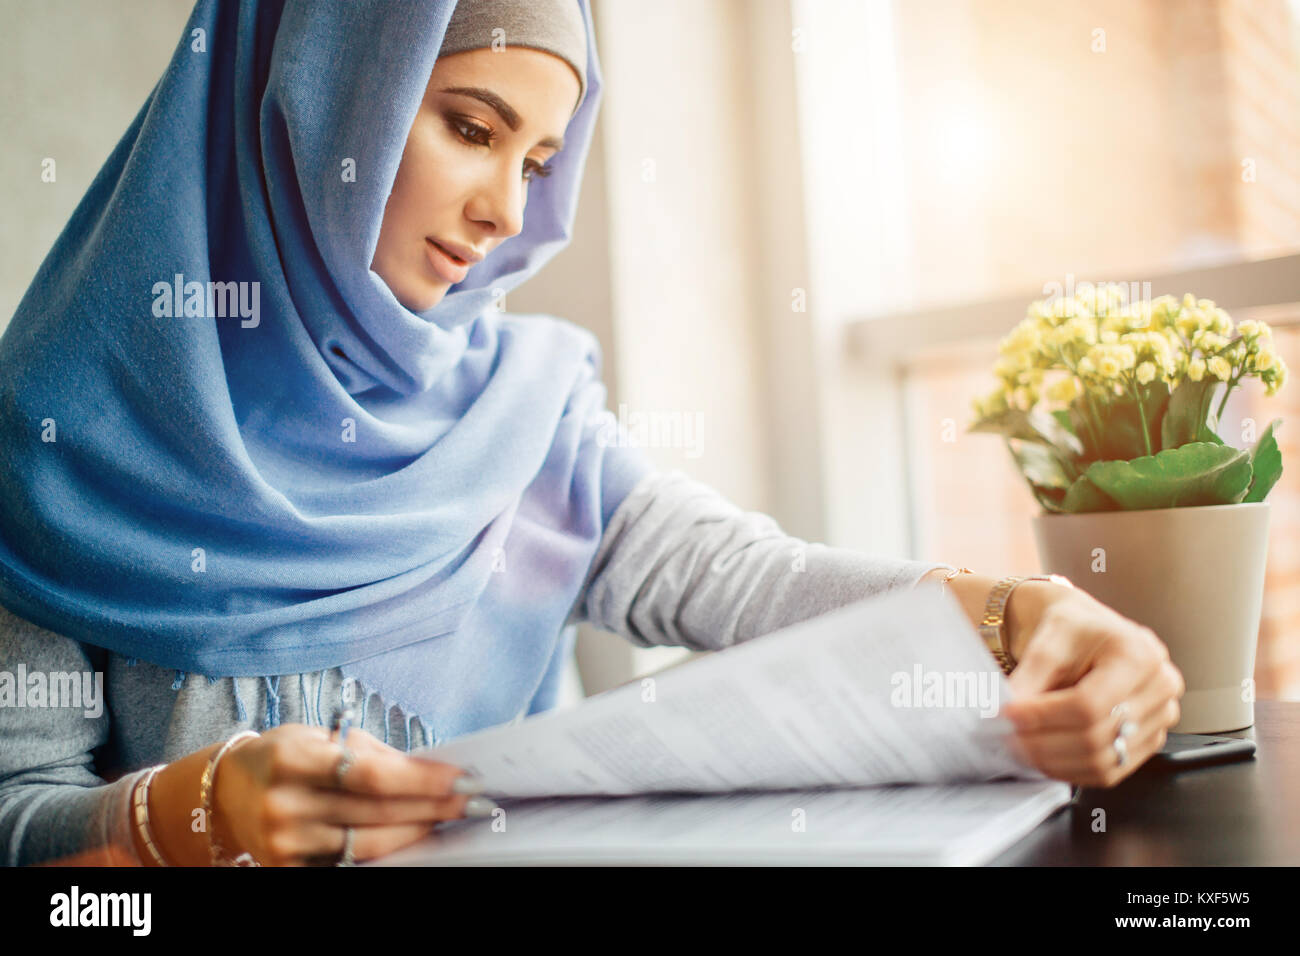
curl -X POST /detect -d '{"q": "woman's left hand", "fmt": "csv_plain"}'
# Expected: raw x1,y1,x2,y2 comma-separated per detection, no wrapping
998,583,1186,787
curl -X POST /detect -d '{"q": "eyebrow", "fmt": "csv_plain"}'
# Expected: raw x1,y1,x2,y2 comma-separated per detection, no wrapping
439,86,566,151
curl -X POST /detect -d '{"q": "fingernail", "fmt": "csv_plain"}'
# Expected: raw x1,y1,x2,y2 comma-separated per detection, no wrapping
463,796,499,818
451,773,486,795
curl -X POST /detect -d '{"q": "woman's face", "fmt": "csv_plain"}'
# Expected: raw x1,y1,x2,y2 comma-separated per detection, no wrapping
371,47,581,312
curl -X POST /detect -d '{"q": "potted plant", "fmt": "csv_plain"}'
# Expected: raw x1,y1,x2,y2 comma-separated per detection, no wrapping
969,286,1288,732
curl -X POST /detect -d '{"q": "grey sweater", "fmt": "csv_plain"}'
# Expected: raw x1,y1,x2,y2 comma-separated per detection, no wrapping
0,468,947,866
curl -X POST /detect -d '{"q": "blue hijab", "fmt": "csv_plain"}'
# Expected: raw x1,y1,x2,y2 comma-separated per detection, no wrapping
0,0,652,742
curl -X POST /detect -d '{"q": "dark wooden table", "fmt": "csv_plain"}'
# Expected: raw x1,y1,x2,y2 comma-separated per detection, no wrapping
991,700,1299,865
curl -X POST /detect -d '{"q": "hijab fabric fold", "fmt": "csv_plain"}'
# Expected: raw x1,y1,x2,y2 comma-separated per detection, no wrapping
0,0,653,741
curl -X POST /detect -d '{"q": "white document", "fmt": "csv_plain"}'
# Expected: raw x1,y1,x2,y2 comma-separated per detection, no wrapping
412,585,1037,797
374,781,1071,866
386,585,1072,866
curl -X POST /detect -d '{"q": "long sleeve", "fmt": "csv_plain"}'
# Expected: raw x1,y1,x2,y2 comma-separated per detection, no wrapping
0,617,150,867
573,469,952,651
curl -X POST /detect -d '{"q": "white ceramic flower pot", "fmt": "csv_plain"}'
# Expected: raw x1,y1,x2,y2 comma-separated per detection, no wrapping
1032,502,1270,733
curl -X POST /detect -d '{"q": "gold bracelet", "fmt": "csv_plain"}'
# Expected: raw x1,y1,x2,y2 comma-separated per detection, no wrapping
131,764,171,867
978,573,1074,674
199,730,261,867
937,566,974,594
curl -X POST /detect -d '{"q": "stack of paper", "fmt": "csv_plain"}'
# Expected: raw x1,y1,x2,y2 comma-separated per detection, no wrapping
378,585,1071,865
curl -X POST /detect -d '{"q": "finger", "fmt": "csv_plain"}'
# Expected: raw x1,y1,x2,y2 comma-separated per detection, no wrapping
1019,694,1179,786
335,747,476,799
1041,703,1174,788
275,728,473,797
291,789,473,827
263,820,441,866
1011,661,1181,759
1065,633,1166,708
1003,644,1163,734
1010,682,1176,766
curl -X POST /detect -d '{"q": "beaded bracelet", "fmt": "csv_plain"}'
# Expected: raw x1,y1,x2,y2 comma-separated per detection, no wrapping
198,730,262,866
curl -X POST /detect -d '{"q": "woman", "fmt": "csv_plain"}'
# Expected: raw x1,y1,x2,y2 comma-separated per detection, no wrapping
0,0,1182,867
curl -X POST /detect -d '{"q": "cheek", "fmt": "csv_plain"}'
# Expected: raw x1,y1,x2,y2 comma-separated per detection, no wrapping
384,120,467,236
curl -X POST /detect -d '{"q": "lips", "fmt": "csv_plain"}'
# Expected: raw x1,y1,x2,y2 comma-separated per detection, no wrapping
427,238,483,264
425,238,472,284
429,240,467,264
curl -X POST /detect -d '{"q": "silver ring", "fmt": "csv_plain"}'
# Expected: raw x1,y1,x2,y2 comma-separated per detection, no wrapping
334,826,355,867
1113,734,1129,767
1112,701,1138,742
334,746,354,788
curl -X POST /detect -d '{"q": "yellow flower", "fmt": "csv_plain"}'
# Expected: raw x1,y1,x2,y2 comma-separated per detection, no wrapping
994,352,1031,378
1097,353,1122,378
1122,304,1154,331
1003,318,1040,353
972,387,1009,419
1194,331,1228,352
1188,357,1206,381
1046,376,1079,403
1136,361,1157,385
1208,355,1233,380
1254,347,1277,371
1175,313,1202,337
1264,358,1287,397
1012,385,1037,409
1049,297,1078,320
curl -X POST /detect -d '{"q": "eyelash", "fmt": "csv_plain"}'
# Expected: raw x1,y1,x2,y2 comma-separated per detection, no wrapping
448,116,555,182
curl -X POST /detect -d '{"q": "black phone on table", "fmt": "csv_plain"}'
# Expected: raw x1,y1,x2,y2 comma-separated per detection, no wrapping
1147,732,1256,770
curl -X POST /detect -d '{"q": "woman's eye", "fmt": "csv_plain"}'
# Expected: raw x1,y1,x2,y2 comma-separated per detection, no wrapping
450,117,493,146
449,116,554,183
523,161,554,183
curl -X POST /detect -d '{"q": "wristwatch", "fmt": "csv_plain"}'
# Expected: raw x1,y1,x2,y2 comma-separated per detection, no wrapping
978,574,1074,674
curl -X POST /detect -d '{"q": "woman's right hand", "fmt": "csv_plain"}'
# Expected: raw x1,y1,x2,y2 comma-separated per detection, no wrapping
209,724,488,866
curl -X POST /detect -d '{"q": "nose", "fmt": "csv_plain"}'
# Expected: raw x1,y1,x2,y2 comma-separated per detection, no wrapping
466,163,526,242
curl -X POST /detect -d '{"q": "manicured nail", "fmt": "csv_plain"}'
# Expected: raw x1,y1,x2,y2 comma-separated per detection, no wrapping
464,796,499,818
451,774,486,795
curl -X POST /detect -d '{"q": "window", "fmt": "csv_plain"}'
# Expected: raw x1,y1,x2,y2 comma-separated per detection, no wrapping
793,0,1300,696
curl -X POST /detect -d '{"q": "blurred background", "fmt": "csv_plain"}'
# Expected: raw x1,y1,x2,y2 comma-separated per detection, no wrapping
3,0,1298,700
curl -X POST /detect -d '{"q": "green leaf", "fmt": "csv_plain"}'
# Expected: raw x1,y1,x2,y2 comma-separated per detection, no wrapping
1032,486,1069,512
1083,442,1253,510
1051,409,1078,438
969,407,1084,457
1009,439,1072,489
1084,382,1171,463
1161,379,1222,449
1008,439,1073,513
1060,474,1120,513
1244,418,1283,503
